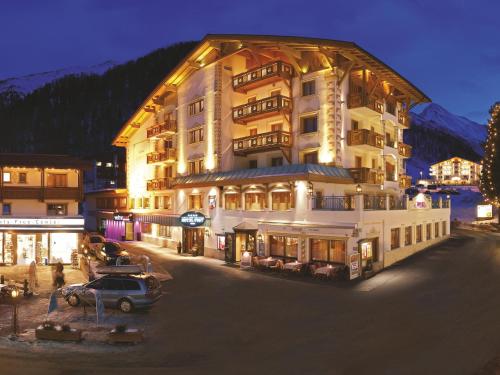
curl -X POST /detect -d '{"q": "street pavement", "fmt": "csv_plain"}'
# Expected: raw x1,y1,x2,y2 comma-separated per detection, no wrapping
0,229,500,375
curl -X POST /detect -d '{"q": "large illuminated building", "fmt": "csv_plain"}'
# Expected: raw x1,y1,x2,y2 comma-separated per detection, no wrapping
0,154,89,265
106,34,450,277
430,157,482,185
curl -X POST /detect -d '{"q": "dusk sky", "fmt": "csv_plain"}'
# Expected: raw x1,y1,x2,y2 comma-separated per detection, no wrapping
1,0,499,123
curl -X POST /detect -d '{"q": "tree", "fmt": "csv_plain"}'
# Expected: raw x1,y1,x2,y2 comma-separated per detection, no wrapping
480,102,500,205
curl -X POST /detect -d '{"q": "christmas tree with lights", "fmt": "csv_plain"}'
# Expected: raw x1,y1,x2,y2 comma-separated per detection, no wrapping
480,102,500,206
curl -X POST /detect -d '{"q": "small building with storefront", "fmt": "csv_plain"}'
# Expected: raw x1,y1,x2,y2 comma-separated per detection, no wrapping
0,153,90,265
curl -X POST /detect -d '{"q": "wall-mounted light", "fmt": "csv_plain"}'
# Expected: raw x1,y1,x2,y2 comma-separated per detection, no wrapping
356,184,362,194
307,182,314,196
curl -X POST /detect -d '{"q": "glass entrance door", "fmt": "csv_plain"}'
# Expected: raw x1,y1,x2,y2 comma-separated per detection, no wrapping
17,234,36,265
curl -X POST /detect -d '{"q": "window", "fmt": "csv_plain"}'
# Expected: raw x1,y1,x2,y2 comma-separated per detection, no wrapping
121,280,141,291
129,198,135,210
426,223,432,240
442,221,447,236
302,80,316,96
245,192,266,210
163,195,172,210
141,222,152,234
271,157,283,167
248,160,258,169
225,193,240,210
47,173,67,187
435,222,440,237
416,225,422,243
158,225,172,238
270,89,281,97
249,128,258,136
188,159,204,175
47,204,67,216
351,120,359,130
143,197,150,209
3,172,11,183
391,228,400,249
303,151,318,164
188,127,204,144
301,115,318,133
2,203,11,216
103,279,123,291
271,123,283,132
188,98,204,116
154,196,160,209
247,96,257,103
309,239,346,263
272,192,291,210
270,236,298,258
19,173,27,184
189,194,203,210
405,226,412,246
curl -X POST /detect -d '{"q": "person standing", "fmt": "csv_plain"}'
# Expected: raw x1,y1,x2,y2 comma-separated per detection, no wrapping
28,261,38,294
53,262,65,289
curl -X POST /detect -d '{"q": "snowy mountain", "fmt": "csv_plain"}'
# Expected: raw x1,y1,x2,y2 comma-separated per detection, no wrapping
405,103,487,179
0,60,117,95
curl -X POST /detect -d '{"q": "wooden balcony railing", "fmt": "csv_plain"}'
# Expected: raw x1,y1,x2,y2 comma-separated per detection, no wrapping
347,129,384,149
398,142,412,158
347,94,384,114
147,120,177,138
363,195,386,210
232,95,292,124
311,196,355,211
146,149,176,164
0,186,81,201
233,61,293,93
233,130,291,155
146,178,173,191
399,175,412,189
398,111,409,127
348,168,385,184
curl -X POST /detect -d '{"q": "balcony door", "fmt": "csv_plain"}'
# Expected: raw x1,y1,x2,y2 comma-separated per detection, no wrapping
355,156,362,168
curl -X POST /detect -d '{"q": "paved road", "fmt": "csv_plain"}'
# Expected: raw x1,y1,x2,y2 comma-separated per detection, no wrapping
1,229,500,375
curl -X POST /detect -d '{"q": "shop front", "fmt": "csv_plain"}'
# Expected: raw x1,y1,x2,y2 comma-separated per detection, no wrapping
358,237,379,275
224,222,258,263
180,211,208,255
0,217,84,265
102,212,141,241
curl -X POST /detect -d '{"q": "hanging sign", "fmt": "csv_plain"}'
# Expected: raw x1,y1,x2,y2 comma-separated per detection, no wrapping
179,211,206,227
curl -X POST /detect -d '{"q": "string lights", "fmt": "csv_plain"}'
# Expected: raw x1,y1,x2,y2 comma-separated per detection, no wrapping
480,102,500,206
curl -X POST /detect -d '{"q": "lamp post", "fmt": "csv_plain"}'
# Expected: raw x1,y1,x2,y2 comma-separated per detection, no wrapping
11,287,19,337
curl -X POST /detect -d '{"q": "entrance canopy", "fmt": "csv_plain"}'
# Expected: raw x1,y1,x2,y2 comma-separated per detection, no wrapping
233,221,258,232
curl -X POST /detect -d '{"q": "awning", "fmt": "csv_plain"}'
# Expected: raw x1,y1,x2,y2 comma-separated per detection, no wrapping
233,221,258,232
135,213,211,227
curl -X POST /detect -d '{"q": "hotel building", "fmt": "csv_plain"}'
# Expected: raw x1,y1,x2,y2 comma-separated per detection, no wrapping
0,154,89,265
430,157,482,185
108,35,450,278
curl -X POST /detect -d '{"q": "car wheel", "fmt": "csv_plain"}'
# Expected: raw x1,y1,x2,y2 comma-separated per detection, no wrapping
118,298,134,313
67,294,80,307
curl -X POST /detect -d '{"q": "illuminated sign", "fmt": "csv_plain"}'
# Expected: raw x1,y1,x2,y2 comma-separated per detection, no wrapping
179,211,206,227
113,213,134,221
0,217,84,226
415,193,428,209
477,204,493,219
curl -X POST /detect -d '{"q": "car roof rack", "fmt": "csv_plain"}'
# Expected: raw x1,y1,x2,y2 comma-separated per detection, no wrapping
95,265,144,275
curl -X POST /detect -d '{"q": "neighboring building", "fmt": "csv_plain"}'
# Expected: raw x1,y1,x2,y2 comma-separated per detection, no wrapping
0,153,91,265
430,157,482,185
83,188,128,234
84,149,126,192
107,34,450,277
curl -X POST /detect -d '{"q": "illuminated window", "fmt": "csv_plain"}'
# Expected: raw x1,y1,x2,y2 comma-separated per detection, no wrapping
271,192,291,210
3,172,11,183
416,225,422,243
96,161,102,166
405,226,412,246
391,228,400,249
188,159,205,175
426,223,432,240
309,239,345,263
47,173,67,187
224,193,240,210
189,194,203,210
106,162,113,168
245,192,266,211
188,127,204,144
158,225,172,238
47,204,67,216
270,236,298,258
188,99,204,116
19,172,27,184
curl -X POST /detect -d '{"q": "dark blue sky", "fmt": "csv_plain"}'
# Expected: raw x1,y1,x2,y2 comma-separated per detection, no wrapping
1,0,499,123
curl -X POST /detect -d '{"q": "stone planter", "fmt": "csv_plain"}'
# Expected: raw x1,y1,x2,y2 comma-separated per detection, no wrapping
108,328,143,344
36,326,82,342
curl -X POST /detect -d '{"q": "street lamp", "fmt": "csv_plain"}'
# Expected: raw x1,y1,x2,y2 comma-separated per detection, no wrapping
11,287,19,337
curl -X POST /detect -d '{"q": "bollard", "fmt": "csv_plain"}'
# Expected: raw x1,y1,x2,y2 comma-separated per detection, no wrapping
23,279,29,296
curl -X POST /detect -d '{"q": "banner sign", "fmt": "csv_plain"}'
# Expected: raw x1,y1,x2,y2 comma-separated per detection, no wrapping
179,211,206,227
349,253,361,280
477,204,493,219
0,217,84,227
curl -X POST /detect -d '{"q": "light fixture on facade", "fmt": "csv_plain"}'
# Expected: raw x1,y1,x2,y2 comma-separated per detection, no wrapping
356,184,362,194
380,184,384,191
307,182,314,196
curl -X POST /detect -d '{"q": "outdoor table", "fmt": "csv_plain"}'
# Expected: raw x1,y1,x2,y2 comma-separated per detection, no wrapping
284,261,302,271
258,257,278,267
314,265,336,278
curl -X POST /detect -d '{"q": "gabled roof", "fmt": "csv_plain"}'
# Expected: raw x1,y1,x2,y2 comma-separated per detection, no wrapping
113,34,430,147
0,153,93,169
173,164,353,188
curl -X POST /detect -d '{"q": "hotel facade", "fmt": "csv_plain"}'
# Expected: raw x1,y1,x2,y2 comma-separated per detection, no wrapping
107,35,450,278
430,157,482,185
0,154,89,265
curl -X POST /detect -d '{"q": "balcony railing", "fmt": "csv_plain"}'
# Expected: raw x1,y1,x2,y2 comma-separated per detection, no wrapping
147,120,177,138
442,199,450,208
146,149,176,164
398,111,409,127
232,95,292,124
389,195,407,210
146,178,173,191
398,142,412,158
347,129,384,149
348,168,385,184
311,196,355,211
233,130,291,156
364,195,386,210
432,199,440,209
347,94,384,114
386,172,396,182
232,61,293,93
399,175,412,189
0,186,81,201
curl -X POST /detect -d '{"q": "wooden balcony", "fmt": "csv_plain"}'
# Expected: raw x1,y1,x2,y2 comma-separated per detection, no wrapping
398,111,410,127
347,94,384,114
399,175,412,189
146,178,174,191
232,61,293,93
146,149,176,164
0,186,81,201
233,130,291,156
348,168,385,184
232,95,292,124
398,142,412,158
146,120,177,138
347,129,384,149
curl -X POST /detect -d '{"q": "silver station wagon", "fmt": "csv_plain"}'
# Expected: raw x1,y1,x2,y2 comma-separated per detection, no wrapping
62,274,162,313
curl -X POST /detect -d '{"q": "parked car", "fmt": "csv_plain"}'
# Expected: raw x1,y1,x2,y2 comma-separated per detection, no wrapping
62,274,162,312
98,241,130,265
83,233,106,257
